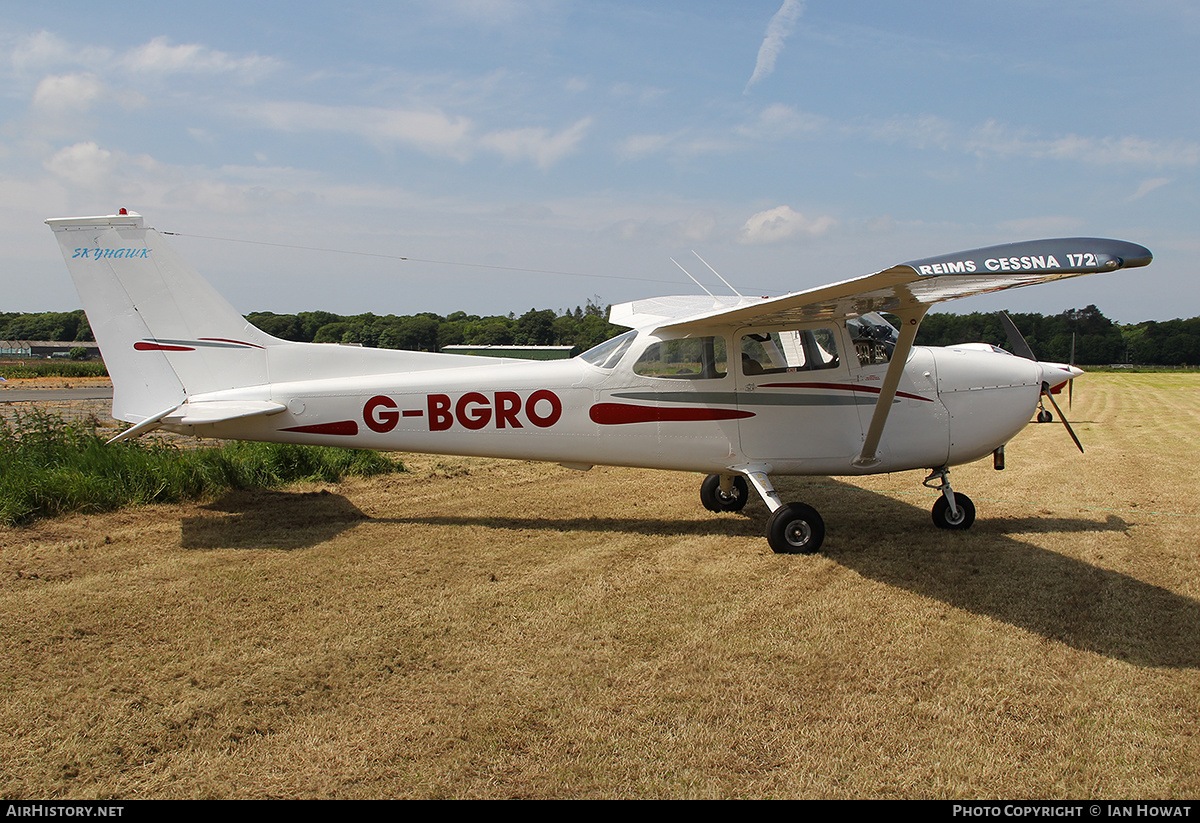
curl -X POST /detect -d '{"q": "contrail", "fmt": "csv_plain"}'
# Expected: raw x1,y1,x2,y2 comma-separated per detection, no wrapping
745,0,805,93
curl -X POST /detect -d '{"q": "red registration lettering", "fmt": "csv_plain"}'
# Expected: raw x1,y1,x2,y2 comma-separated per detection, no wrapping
428,394,453,431
456,392,492,430
366,390,565,431
526,389,562,428
363,395,400,433
494,391,523,429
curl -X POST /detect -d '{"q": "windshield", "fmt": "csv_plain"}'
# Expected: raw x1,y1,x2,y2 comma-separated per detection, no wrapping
577,329,637,369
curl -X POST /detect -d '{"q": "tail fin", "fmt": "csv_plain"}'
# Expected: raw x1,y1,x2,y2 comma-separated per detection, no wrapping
46,211,275,423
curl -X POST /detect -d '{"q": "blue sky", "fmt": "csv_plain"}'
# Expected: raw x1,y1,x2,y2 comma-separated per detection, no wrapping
2,0,1196,322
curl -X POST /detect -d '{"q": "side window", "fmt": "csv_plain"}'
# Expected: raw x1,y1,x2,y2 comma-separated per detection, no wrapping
634,336,727,379
846,315,897,366
741,328,840,375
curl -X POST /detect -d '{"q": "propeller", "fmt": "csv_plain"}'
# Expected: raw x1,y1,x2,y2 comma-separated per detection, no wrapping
1069,332,1075,409
998,312,1085,453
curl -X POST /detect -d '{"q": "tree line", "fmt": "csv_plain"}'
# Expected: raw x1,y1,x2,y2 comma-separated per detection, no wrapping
914,305,1200,366
242,297,622,354
2,303,1198,366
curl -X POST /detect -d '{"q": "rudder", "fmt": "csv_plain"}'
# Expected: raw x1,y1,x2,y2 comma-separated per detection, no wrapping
46,211,275,423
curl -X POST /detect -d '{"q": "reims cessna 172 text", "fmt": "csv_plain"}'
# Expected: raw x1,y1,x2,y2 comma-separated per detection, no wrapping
47,211,1151,554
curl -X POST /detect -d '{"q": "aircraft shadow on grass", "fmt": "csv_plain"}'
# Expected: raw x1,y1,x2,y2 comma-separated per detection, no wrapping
178,478,1200,669
784,477,1200,670
180,488,368,552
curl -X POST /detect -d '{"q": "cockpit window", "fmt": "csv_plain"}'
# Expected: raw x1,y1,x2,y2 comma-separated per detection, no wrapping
578,329,637,369
846,313,898,366
633,336,727,379
740,328,840,375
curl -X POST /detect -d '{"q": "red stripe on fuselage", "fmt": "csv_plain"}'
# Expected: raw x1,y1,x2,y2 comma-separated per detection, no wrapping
590,403,754,425
199,337,265,349
134,341,193,352
279,421,359,436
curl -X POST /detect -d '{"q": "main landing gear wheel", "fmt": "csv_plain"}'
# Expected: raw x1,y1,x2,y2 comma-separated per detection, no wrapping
767,503,825,554
931,493,976,530
700,474,749,513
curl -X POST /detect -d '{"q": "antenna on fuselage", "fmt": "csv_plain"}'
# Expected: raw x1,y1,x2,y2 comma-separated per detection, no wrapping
692,251,744,299
671,258,716,298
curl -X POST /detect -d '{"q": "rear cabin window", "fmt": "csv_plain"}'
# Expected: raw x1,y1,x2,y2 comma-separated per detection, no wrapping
633,336,727,379
740,328,840,375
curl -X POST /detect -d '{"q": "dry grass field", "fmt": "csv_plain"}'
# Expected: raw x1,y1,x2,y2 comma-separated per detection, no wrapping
1,373,1197,799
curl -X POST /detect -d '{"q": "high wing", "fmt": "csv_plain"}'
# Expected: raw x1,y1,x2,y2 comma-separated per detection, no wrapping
611,237,1152,468
611,237,1152,333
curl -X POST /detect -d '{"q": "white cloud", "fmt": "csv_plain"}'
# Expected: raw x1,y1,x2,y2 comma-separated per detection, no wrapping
10,32,275,81
680,211,717,242
858,115,1200,167
38,140,375,215
29,72,147,115
862,113,957,151
1129,177,1172,201
737,103,826,140
10,31,112,72
479,117,592,170
31,73,108,112
250,101,588,169
251,102,474,160
745,0,805,93
120,36,278,77
965,121,1200,166
43,141,119,190
737,205,835,244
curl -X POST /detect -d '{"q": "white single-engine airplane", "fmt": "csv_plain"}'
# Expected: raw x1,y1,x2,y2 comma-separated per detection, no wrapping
47,210,1151,553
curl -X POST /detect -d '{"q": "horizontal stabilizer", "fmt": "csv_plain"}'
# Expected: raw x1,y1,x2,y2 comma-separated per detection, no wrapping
106,400,287,444
163,400,287,425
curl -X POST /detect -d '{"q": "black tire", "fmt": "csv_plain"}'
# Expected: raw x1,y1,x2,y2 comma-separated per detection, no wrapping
931,493,976,530
700,474,749,513
1037,409,1053,423
766,502,825,554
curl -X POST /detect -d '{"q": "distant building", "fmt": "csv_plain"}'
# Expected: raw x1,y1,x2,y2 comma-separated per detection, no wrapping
0,341,102,359
442,345,577,360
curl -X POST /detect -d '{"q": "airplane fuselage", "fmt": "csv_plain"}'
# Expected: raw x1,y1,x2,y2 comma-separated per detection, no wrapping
173,328,1042,478
48,211,1146,553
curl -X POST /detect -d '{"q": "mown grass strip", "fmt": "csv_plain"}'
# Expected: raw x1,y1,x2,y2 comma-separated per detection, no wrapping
0,410,401,525
0,360,109,378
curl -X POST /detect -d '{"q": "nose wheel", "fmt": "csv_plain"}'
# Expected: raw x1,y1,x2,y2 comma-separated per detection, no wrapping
924,468,976,530
931,492,975,529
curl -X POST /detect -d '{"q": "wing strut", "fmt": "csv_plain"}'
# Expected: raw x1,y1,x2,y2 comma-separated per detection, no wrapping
852,305,929,468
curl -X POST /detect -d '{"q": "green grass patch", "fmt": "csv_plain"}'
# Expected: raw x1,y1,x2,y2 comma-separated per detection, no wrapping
1085,365,1200,373
0,359,109,378
0,410,402,525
